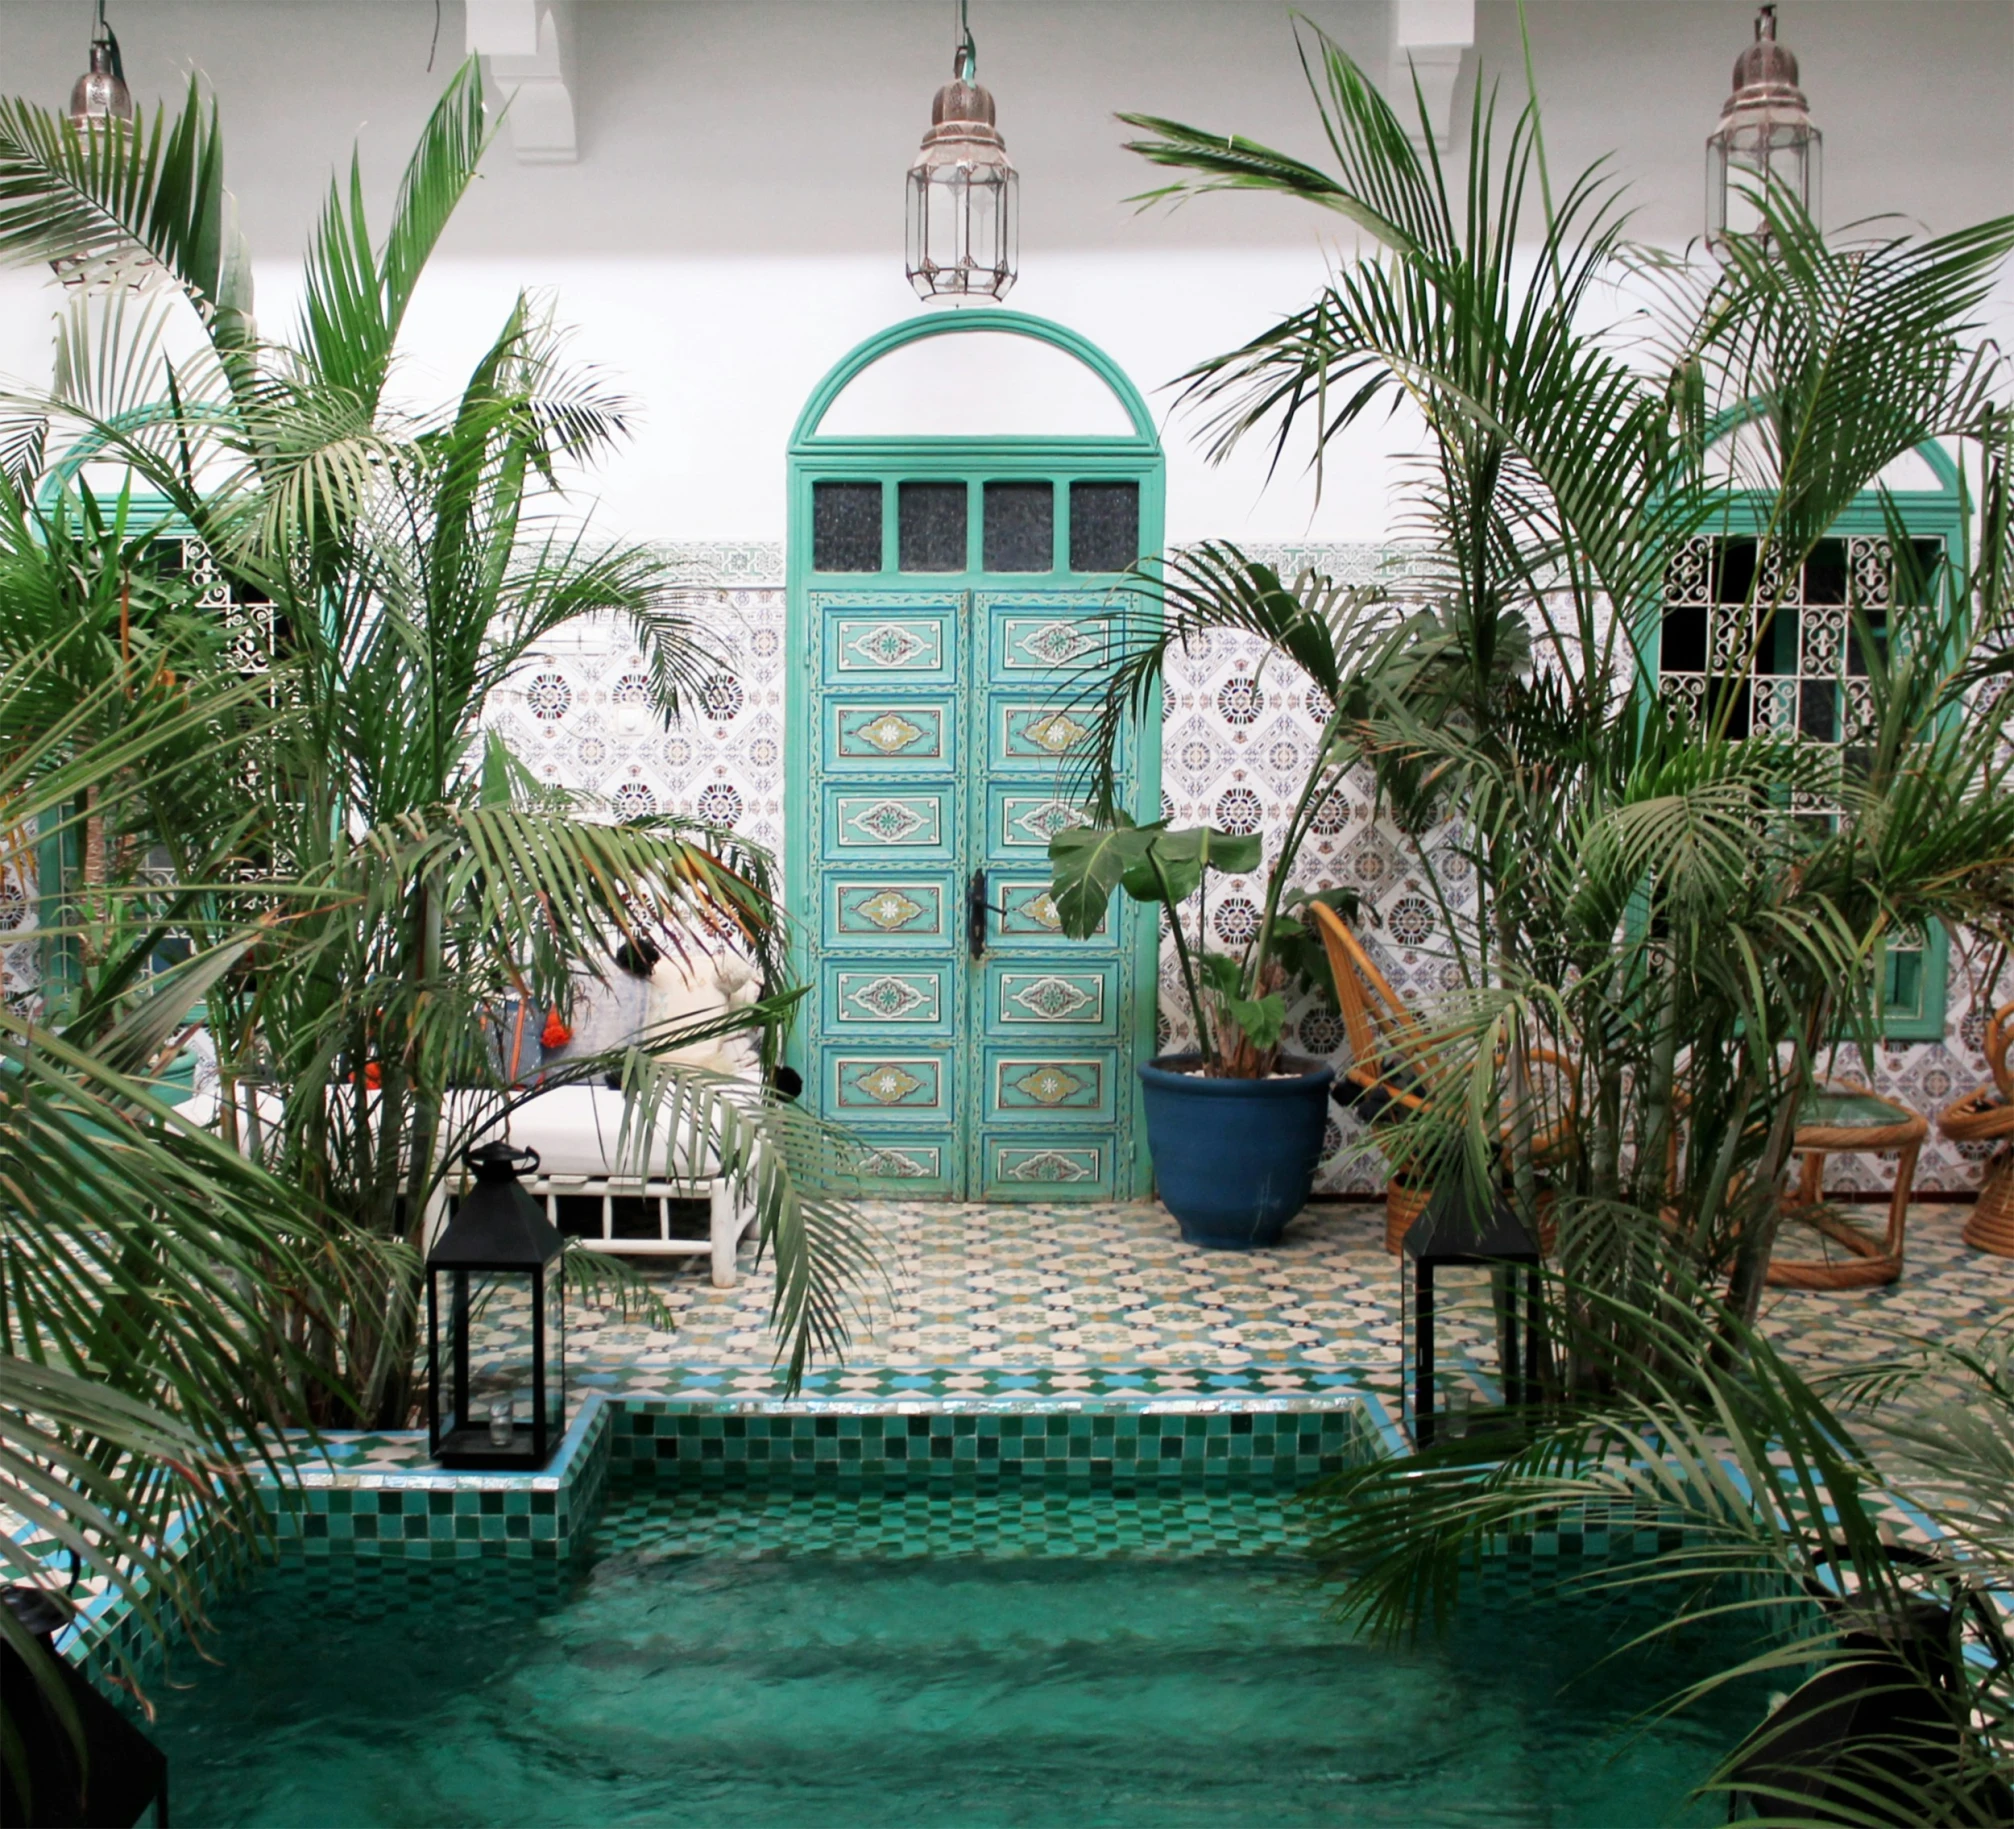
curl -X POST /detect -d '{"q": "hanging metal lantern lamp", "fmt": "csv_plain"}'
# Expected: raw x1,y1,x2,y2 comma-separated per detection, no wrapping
906,0,1018,303
68,0,134,130
1707,4,1821,262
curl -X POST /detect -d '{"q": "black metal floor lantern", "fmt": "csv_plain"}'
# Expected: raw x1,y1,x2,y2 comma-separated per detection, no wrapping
427,1142,567,1469
1401,1181,1543,1448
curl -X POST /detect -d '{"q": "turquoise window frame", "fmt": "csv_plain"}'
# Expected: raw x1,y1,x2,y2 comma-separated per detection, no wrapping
1876,921,1949,1043
1644,436,1967,1043
26,462,266,1010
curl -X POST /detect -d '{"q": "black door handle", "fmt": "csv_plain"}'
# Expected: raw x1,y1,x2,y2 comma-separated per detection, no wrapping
968,866,988,961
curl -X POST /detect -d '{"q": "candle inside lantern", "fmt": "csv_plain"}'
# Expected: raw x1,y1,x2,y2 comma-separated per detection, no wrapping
487,1397,514,1448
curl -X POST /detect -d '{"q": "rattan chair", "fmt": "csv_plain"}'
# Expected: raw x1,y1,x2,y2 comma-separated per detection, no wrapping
1937,999,2014,1258
1308,901,1575,1253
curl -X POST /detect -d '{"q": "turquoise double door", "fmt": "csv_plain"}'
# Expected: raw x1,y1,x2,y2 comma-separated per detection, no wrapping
800,578,1150,1198
786,315,1165,1201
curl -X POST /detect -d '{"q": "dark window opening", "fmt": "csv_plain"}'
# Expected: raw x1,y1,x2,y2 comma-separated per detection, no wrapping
1069,481,1139,573
812,481,882,572
899,482,966,572
983,481,1053,573
1797,679,1837,742
1660,605,1707,674
1713,536,1758,606
1802,539,1846,605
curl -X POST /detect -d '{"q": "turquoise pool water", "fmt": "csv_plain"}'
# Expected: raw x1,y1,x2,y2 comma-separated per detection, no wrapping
153,1480,1761,1828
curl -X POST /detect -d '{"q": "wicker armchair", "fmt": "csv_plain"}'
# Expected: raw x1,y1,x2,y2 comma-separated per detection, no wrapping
1308,901,1575,1252
1938,1000,2014,1257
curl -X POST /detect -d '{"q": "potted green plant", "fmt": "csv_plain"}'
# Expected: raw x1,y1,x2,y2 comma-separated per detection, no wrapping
1044,545,1412,1245
1049,810,1350,1245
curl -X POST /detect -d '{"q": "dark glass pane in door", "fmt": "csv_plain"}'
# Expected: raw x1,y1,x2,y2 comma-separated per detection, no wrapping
813,482,883,572
983,482,1054,572
1069,482,1139,573
899,482,966,572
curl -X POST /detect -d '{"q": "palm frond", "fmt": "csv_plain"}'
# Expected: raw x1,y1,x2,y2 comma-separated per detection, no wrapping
0,81,252,348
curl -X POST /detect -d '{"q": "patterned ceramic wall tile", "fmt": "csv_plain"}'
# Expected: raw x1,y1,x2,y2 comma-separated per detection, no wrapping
484,590,788,861
479,544,1997,1195
0,850,33,1008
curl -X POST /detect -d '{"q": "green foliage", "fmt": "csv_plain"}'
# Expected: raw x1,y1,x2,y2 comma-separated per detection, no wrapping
0,66,875,1433
0,79,252,346
1123,22,2014,1817
1049,810,1296,1072
0,619,393,1772
1306,1288,2014,1825
1051,541,1394,1077
1118,22,2014,1340
0,64,879,1754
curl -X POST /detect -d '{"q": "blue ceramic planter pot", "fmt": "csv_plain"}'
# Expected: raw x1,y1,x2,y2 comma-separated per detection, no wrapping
1138,1053,1336,1249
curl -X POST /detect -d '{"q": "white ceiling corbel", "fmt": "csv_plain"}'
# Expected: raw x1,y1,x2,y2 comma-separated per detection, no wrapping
466,0,577,165
1389,0,1474,152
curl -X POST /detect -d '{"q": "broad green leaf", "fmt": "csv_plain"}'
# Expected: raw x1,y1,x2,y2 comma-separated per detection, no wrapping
1221,990,1288,1052
1047,815,1149,937
1117,825,1262,906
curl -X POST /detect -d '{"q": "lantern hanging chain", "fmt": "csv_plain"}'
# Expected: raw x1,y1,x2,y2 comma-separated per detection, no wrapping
954,0,976,81
91,0,123,77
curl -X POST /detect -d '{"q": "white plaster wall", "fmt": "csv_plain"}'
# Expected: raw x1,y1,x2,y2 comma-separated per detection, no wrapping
1,1,2009,547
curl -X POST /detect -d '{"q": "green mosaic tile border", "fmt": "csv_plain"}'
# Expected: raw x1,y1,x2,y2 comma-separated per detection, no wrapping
262,1393,613,1563
606,1396,1383,1489
590,1480,1315,1560
23,1389,1383,1690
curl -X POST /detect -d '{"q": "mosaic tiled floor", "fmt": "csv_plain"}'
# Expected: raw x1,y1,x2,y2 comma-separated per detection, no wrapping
295,1197,2011,1478
572,1196,2013,1396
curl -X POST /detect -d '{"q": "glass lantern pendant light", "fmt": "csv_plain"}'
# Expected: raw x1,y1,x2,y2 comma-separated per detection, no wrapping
1707,4,1821,262
906,0,1018,303
68,0,134,130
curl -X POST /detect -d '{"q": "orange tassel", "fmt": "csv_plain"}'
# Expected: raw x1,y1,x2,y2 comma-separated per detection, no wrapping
541,1012,573,1051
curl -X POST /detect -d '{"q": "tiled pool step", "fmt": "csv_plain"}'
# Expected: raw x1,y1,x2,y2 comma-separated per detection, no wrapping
606,1396,1383,1488
258,1392,1390,1566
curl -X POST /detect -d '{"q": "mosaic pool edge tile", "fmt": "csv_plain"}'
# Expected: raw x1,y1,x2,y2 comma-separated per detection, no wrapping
604,1393,1383,1489
261,1391,614,1563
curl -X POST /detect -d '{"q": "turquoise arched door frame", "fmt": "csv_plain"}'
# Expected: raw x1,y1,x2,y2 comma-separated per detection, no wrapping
786,311,1165,1200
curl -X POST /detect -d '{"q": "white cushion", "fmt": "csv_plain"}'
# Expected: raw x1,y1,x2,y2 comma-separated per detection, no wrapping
454,1084,725,1181
645,953,758,1076
169,1085,287,1137
548,948,758,1077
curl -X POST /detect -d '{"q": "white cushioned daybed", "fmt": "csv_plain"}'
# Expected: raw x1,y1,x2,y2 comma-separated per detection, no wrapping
175,953,766,1288
442,1082,757,1287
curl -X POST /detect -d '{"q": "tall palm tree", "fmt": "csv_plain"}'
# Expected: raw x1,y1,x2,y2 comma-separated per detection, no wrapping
0,63,874,1424
1108,24,2014,1341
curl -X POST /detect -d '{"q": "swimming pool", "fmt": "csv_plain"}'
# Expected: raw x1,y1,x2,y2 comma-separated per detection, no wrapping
152,1473,1762,1827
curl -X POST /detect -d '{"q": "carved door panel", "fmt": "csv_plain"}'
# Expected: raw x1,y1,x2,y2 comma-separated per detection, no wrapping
809,590,966,1195
967,591,1134,1198
801,584,1141,1200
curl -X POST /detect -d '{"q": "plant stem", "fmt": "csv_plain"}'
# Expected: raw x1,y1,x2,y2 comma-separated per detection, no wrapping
1152,851,1214,1071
